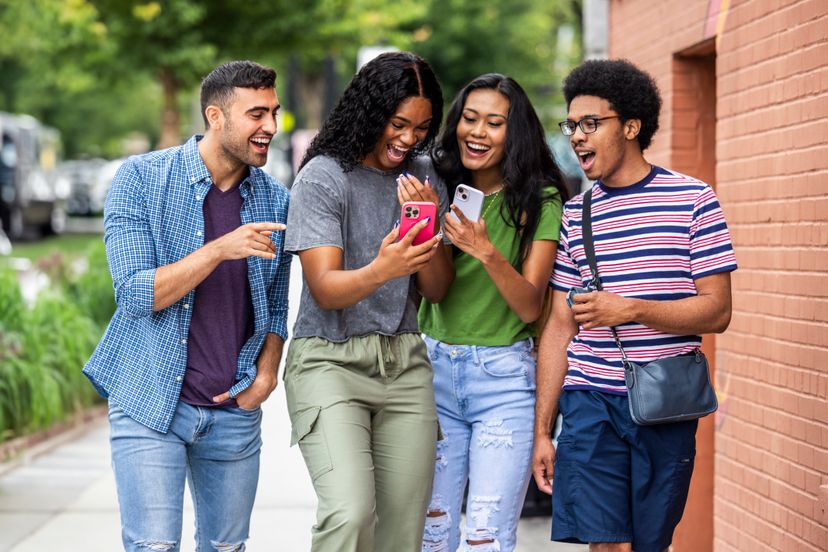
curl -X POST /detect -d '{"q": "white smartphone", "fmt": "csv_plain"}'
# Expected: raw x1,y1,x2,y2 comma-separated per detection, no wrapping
450,184,485,222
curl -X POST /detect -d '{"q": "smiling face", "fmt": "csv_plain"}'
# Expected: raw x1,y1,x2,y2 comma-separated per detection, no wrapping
215,86,280,168
362,96,433,171
456,88,509,185
567,94,647,187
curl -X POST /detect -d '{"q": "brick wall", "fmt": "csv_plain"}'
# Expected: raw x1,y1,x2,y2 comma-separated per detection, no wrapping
608,0,828,550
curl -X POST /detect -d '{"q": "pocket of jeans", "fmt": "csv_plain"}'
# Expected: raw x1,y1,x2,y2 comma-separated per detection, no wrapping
290,406,333,481
479,347,529,378
233,405,262,415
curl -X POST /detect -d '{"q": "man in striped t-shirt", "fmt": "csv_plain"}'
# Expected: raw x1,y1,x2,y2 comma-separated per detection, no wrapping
532,59,737,552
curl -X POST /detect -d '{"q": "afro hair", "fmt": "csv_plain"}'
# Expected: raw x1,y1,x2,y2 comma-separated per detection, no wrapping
563,59,662,151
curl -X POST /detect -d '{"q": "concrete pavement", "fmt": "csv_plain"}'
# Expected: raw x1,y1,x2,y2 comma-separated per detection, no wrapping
0,262,587,552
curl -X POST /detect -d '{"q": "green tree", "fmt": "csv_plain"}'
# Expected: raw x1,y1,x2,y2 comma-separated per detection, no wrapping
414,0,581,125
0,0,582,157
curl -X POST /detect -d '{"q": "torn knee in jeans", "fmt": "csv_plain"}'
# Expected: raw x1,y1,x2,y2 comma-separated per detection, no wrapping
463,495,502,551
423,496,452,552
477,419,513,448
463,530,501,551
210,541,245,552
134,541,177,551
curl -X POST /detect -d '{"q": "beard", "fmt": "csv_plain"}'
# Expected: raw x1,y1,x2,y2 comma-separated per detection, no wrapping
220,117,268,168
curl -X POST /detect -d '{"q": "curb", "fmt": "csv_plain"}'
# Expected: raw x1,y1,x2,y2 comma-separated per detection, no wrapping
0,404,108,478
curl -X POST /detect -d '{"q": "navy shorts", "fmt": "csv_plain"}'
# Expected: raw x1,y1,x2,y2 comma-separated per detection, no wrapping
551,390,697,552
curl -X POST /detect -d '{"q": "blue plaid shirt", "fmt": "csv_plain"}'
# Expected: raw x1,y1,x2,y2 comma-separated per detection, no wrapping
83,136,291,433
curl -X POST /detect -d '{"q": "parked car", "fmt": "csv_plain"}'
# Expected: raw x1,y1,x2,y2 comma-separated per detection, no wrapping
88,158,126,216
0,112,68,239
60,158,107,216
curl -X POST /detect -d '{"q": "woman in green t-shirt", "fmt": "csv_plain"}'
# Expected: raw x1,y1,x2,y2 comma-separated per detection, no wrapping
419,74,569,552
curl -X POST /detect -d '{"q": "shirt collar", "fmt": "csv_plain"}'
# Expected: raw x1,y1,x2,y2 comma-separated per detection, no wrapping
183,135,211,186
183,134,260,196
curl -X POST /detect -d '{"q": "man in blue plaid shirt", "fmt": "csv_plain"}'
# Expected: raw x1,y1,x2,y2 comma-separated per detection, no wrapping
84,60,290,551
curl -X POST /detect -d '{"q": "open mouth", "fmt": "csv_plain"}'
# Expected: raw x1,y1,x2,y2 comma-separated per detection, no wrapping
386,144,409,163
577,151,596,171
250,136,271,155
464,141,491,158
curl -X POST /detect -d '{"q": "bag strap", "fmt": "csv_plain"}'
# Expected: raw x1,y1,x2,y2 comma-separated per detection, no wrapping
581,189,630,362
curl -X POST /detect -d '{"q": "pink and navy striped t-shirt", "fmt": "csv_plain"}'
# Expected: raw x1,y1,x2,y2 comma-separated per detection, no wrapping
551,166,737,394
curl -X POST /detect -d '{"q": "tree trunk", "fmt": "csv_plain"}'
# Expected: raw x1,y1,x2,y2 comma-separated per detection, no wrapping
297,71,324,130
157,67,181,149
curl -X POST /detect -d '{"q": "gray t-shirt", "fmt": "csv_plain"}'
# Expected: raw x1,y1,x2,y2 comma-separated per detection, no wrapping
285,155,448,342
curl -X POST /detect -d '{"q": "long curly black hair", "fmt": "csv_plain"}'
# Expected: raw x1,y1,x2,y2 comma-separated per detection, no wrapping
432,74,569,266
563,59,662,151
301,52,443,172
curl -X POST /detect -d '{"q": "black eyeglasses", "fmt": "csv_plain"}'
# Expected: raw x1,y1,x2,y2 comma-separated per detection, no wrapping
559,116,620,136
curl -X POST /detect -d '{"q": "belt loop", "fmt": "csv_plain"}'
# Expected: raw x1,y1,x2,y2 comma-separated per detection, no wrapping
471,345,480,365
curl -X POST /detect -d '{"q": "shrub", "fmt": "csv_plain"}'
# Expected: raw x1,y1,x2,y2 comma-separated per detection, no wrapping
0,245,108,442
67,242,116,328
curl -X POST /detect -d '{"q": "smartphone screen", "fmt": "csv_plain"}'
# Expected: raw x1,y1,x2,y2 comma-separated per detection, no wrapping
399,201,437,245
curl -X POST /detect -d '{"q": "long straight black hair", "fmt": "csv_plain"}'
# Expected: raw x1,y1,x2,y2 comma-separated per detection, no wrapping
431,74,569,265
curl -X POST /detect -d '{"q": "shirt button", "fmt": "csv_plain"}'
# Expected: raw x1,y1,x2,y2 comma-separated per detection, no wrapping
181,339,187,345
176,375,182,382
196,231,202,237
196,195,202,201
183,303,189,309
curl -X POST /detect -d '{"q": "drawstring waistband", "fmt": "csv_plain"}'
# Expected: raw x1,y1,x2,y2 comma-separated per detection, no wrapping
377,335,396,379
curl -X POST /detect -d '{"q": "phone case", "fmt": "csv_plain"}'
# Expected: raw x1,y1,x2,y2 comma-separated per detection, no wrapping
399,201,437,245
450,184,485,222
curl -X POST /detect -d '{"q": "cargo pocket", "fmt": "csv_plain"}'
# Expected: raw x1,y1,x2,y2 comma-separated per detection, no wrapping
663,451,695,535
290,406,333,481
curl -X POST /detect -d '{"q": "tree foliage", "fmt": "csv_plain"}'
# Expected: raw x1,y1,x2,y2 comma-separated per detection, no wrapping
0,0,581,158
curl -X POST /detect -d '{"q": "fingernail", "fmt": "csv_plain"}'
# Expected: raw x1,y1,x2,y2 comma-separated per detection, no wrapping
404,171,411,177
425,216,431,223
425,175,430,184
394,219,400,228
436,231,443,240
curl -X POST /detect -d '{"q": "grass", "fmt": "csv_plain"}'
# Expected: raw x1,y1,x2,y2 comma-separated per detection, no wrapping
3,233,103,263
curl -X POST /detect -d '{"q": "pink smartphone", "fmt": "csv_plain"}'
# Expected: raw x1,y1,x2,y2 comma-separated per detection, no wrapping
399,201,437,245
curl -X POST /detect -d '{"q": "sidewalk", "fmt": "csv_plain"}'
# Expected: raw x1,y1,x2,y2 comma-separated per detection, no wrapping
0,390,585,551
0,261,586,551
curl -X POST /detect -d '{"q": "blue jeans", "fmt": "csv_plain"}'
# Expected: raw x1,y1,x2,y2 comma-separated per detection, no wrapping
422,336,536,552
108,400,262,552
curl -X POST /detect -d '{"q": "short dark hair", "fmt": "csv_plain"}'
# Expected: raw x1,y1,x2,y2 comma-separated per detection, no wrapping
433,73,569,265
301,51,443,172
563,59,662,151
200,60,277,127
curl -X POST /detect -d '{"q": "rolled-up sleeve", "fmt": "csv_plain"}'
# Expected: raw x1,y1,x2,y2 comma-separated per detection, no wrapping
103,159,157,318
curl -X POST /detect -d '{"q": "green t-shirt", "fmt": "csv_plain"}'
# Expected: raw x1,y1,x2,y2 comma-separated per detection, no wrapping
419,189,563,346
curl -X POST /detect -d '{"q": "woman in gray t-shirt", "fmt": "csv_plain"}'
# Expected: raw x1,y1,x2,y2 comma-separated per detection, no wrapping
283,52,452,552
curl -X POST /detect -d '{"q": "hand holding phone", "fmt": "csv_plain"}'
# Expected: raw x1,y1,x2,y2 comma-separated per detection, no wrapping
450,184,485,222
566,286,594,308
399,201,437,245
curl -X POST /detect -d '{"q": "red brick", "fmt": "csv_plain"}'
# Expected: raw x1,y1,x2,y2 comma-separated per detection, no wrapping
610,1,827,549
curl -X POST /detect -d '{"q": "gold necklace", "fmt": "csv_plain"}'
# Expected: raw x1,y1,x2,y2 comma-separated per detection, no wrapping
481,188,502,220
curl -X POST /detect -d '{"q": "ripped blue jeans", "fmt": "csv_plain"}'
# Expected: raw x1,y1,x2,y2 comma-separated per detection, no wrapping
109,401,261,552
422,336,536,552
